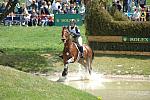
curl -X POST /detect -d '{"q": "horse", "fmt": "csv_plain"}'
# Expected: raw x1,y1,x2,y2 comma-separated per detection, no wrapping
60,26,94,79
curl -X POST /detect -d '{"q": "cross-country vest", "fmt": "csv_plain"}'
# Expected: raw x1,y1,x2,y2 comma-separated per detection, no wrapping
68,26,80,37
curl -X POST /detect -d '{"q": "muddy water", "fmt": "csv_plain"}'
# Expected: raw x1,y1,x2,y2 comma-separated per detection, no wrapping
47,72,150,100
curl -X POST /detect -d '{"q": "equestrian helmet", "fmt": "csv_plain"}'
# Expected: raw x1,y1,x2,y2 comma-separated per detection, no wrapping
70,19,76,27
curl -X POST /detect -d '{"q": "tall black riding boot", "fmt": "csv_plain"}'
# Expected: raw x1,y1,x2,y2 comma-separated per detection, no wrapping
79,46,84,58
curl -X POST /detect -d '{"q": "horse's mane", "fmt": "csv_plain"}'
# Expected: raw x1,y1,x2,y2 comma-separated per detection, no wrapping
62,26,68,30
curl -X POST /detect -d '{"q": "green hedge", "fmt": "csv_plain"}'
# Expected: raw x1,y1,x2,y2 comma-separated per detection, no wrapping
85,0,150,37
108,5,129,21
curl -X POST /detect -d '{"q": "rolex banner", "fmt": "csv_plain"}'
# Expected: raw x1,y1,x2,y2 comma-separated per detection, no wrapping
122,37,150,43
54,14,83,26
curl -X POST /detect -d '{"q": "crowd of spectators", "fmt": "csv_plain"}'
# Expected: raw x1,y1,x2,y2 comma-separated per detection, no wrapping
0,0,86,26
111,0,150,21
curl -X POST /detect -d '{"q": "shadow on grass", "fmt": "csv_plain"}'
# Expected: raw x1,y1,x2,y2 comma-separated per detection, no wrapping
0,50,63,73
0,47,62,54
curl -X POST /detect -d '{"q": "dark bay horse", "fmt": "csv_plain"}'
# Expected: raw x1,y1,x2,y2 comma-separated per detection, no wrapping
61,26,94,78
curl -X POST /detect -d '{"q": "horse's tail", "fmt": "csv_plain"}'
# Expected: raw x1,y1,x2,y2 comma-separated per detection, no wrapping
92,49,94,60
84,44,94,60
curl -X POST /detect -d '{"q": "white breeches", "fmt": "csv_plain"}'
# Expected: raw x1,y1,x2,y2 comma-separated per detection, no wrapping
76,36,83,46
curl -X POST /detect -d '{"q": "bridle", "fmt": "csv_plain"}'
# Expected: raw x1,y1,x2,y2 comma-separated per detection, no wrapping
61,27,70,43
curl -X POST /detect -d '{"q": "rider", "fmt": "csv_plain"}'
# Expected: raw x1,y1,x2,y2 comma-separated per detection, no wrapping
67,19,84,58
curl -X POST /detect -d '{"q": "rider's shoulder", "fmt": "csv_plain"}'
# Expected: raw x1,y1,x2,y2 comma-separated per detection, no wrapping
75,26,79,29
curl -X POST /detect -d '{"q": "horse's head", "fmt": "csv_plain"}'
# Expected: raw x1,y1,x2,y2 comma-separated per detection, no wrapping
61,26,70,43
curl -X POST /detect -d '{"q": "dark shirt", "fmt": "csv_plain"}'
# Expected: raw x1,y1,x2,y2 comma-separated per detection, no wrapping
40,7,50,15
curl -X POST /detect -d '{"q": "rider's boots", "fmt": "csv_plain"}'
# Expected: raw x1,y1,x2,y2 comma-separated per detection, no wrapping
79,46,84,58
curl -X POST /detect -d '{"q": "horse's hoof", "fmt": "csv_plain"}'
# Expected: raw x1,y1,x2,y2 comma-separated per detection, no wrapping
57,76,67,82
62,70,68,76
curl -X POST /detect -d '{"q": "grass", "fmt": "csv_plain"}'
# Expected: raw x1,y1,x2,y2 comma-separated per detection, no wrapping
0,26,63,53
0,25,86,72
0,26,150,75
0,65,97,100
93,54,150,75
0,26,86,53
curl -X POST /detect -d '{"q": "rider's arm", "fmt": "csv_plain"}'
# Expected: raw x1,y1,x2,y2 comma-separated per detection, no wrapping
73,27,80,37
68,26,80,37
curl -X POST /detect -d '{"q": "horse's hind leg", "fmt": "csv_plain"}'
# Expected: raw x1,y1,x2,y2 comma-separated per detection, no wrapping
81,57,92,75
87,57,92,75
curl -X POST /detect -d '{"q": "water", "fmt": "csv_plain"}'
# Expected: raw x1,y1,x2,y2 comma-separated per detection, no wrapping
47,72,150,100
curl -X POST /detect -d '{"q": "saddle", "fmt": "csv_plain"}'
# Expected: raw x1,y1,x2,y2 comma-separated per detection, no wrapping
73,42,83,59
59,42,83,59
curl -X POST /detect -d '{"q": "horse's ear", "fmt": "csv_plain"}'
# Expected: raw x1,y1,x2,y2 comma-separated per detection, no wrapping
62,26,65,29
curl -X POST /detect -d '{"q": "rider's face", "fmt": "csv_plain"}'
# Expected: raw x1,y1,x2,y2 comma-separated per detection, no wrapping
70,22,75,27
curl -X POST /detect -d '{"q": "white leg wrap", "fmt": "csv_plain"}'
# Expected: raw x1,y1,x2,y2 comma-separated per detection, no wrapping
67,57,74,63
64,64,68,69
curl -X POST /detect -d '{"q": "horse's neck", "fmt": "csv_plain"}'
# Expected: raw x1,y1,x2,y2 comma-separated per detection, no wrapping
65,39,73,47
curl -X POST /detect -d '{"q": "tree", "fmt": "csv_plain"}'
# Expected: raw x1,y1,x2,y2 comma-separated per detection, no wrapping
0,0,19,21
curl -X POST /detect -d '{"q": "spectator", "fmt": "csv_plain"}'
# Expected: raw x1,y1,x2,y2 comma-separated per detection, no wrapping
140,8,146,21
79,3,85,22
76,0,81,5
62,3,68,14
79,3,85,13
0,2,6,13
40,14,49,27
139,0,146,8
123,0,128,12
38,1,50,26
58,5,63,14
17,3,24,14
132,8,140,21
116,0,122,11
22,3,30,26
130,1,136,14
70,0,75,4
26,0,32,10
47,1,53,14
39,1,50,15
37,0,44,10
47,1,51,9
66,3,71,13
14,3,21,15
51,0,61,14
1,0,85,26
74,2,79,14
62,0,69,4
5,12,15,26
146,7,150,21
30,9,38,26
30,0,38,12
70,3,76,14
50,0,54,4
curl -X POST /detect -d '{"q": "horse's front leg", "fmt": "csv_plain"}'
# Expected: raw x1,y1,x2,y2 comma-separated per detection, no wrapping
62,64,68,77
62,56,74,77
67,57,75,63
